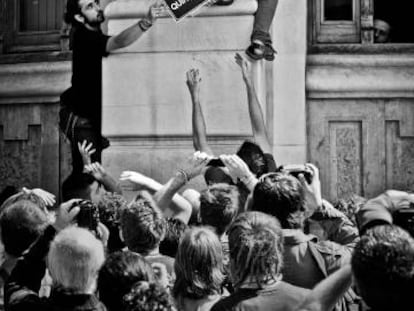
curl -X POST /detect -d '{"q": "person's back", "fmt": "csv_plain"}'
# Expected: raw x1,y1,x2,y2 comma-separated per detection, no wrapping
251,172,352,289
212,212,309,311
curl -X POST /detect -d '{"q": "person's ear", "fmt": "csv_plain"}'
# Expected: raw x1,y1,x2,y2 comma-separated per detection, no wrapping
74,13,85,24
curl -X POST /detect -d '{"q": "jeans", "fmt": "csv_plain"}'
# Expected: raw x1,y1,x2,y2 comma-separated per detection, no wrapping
59,106,108,175
251,0,279,43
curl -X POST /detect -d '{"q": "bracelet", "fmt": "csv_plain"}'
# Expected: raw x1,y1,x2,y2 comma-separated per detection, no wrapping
177,169,189,183
138,18,153,32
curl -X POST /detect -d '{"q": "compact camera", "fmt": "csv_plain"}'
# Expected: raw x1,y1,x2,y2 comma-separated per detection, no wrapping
71,200,100,232
393,204,414,237
278,164,313,184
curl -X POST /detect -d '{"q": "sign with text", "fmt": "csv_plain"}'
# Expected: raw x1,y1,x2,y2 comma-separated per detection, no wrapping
161,0,210,22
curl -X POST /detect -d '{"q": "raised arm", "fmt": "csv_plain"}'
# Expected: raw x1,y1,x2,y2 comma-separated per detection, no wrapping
235,53,271,154
85,162,122,194
186,69,213,155
120,170,194,221
106,1,161,52
153,151,211,224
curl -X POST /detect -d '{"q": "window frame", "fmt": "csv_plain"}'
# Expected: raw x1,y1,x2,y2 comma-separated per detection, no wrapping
310,0,379,48
1,0,69,55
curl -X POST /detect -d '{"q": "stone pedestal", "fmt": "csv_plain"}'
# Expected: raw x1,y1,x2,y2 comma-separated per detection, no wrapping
102,0,307,189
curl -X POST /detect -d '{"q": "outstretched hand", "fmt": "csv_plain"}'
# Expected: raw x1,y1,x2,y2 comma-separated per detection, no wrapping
180,151,211,180
78,140,96,167
186,68,201,96
84,162,107,182
146,0,165,23
220,154,254,184
235,52,252,82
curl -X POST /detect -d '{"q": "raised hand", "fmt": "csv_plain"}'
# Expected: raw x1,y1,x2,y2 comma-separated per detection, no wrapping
147,0,165,23
186,68,201,96
220,154,253,183
78,140,96,167
84,162,107,182
180,151,211,180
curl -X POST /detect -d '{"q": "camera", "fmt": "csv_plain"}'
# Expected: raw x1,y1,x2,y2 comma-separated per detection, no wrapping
393,205,414,237
279,164,313,184
207,158,225,167
71,200,100,232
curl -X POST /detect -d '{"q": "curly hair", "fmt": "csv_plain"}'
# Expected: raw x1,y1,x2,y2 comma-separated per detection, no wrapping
352,225,414,310
98,251,155,311
123,281,174,311
236,141,268,178
97,192,127,253
159,218,188,258
173,227,224,302
120,191,166,255
200,183,239,236
228,211,284,289
64,0,82,25
252,172,306,229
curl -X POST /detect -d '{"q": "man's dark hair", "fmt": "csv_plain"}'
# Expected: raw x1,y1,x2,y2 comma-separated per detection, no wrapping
123,281,174,311
237,141,268,178
120,191,166,255
352,225,414,310
62,173,97,201
64,0,82,25
0,186,18,210
200,183,239,236
98,251,155,311
228,211,284,289
97,192,127,253
159,218,188,258
0,200,48,257
251,172,306,229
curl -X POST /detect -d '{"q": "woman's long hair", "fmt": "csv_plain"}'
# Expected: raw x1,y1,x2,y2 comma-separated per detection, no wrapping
173,227,225,302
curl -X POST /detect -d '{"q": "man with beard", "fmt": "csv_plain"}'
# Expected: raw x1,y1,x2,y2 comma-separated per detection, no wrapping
61,0,160,174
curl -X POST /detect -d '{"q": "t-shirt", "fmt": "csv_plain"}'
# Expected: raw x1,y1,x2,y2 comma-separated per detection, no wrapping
211,281,310,311
67,25,110,128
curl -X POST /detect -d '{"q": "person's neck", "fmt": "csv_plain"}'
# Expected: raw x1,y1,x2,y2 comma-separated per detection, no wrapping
83,22,100,32
238,274,282,289
146,247,160,256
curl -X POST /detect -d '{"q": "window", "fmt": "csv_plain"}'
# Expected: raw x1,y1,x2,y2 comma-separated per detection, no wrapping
310,0,414,45
1,0,68,54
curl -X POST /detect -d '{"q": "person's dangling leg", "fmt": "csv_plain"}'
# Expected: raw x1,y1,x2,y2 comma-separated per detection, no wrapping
246,0,279,61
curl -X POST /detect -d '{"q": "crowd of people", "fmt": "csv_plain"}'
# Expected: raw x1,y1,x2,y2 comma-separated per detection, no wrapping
1,0,414,310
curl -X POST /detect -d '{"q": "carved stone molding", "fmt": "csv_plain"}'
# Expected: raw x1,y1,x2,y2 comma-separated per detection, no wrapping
0,61,70,104
307,54,414,98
